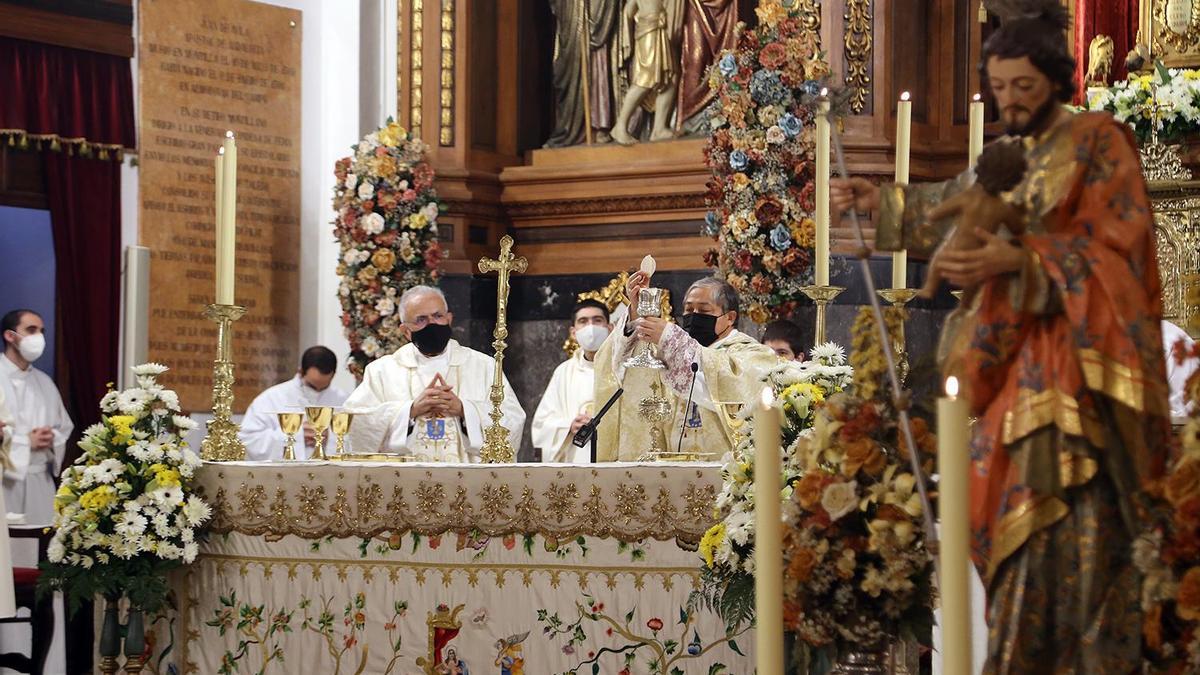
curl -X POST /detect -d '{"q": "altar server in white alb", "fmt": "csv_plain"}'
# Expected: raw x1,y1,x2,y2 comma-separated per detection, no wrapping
0,309,73,526
532,299,611,462
239,346,349,460
344,286,525,462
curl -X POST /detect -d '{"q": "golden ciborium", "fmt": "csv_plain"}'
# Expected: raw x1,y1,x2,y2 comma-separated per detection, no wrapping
305,406,333,460
331,411,355,456
277,412,302,460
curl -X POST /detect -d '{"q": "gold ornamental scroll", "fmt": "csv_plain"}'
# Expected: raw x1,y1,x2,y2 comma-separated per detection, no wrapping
138,0,302,411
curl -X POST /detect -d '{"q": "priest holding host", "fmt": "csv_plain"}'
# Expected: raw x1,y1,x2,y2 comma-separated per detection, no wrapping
345,285,525,462
594,273,777,461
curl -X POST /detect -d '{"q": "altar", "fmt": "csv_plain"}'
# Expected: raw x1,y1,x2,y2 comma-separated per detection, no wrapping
173,461,753,674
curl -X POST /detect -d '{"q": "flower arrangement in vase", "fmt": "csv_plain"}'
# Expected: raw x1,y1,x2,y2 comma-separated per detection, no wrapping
333,119,442,378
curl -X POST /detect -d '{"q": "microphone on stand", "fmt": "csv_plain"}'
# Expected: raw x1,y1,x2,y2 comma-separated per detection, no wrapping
573,387,624,463
676,362,700,455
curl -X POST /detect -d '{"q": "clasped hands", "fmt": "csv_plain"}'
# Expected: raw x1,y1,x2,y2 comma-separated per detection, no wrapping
29,426,54,451
410,374,465,419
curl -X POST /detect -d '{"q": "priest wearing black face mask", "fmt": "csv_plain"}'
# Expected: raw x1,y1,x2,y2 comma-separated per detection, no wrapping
343,285,526,462
592,274,778,461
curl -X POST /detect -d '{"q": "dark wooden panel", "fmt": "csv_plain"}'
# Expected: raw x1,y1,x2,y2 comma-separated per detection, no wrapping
0,147,48,210
0,2,133,57
470,0,499,151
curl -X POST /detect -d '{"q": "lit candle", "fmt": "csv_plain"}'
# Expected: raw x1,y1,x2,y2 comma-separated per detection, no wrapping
754,386,784,673
815,92,831,287
892,92,912,290
969,93,985,169
214,147,227,304
937,376,972,675
217,131,238,305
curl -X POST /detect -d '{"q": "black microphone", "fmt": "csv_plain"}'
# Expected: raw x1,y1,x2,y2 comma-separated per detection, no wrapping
676,362,700,454
573,386,624,454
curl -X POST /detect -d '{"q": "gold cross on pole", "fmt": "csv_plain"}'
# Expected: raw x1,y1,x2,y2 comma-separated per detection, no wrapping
1137,82,1173,146
476,235,528,463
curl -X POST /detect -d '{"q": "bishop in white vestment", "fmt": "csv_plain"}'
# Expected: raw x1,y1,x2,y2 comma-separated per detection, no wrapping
1,310,72,526
240,346,349,460
345,286,525,461
532,300,611,462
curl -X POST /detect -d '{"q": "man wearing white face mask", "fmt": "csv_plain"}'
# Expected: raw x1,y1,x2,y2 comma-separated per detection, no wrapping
239,346,349,460
0,309,73,526
532,300,611,462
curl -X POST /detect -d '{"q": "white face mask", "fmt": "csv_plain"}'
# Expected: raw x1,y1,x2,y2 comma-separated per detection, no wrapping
14,332,45,363
574,324,610,353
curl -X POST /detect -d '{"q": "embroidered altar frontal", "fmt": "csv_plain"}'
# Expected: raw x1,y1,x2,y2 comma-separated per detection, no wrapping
175,462,755,674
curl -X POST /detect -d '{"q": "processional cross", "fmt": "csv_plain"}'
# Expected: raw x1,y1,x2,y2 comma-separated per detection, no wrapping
1135,82,1193,181
477,235,528,463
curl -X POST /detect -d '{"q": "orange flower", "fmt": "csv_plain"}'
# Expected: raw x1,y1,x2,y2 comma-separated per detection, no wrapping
1177,567,1200,620
1166,458,1200,507
371,248,397,273
786,546,819,583
843,438,886,477
796,472,827,510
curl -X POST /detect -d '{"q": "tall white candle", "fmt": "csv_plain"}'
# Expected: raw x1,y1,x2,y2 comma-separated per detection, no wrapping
217,132,238,305
815,94,831,287
214,148,227,304
892,92,912,290
937,376,972,675
969,93,985,169
753,386,784,674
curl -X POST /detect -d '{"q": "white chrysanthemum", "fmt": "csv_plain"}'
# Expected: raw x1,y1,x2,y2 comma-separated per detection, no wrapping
47,537,66,563
360,211,385,235
83,458,126,486
151,486,184,508
128,441,159,463
811,342,846,364
172,415,197,432
183,498,212,526
376,297,396,316
180,448,202,469
110,539,139,559
155,389,180,412
181,542,200,563
132,363,169,377
117,388,149,415
361,336,381,357
99,391,120,414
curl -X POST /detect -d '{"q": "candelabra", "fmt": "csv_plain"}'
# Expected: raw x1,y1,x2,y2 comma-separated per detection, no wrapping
200,303,247,461
877,288,918,385
801,285,845,346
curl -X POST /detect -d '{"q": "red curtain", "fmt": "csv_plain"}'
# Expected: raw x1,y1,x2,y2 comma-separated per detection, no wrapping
0,36,135,151
1073,0,1139,102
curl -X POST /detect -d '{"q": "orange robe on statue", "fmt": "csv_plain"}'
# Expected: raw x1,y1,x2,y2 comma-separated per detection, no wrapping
877,111,1171,674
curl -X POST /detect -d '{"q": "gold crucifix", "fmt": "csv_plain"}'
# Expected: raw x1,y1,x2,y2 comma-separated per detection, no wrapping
1137,82,1173,146
477,235,528,463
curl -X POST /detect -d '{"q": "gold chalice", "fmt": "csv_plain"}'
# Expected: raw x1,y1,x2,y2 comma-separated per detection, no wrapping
277,412,303,460
331,411,355,456
305,406,333,460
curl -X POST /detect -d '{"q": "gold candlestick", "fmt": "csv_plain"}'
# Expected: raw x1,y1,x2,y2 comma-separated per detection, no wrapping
877,288,918,385
200,303,247,461
801,285,845,346
477,235,528,463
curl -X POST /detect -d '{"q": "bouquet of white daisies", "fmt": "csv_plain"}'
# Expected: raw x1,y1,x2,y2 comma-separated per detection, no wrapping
39,363,210,612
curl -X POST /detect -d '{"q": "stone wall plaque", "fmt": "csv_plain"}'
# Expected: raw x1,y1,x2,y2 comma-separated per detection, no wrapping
138,0,302,411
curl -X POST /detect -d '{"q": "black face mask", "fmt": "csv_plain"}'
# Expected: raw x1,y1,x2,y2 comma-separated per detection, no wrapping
679,312,721,347
410,323,452,355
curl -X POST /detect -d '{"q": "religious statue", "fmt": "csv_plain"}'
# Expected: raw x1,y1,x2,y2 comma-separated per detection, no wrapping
675,0,744,133
545,0,622,147
612,0,684,144
832,0,1171,670
1085,34,1114,86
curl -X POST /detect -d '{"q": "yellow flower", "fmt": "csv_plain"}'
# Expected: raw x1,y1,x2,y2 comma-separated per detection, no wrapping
155,468,181,488
53,484,75,514
109,415,136,445
79,485,117,511
747,304,771,324
699,523,726,567
406,213,429,230
731,173,751,191
377,122,407,147
754,0,788,27
789,218,816,248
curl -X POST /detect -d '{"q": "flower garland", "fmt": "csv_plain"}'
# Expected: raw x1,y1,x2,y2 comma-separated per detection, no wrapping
1088,64,1200,145
781,308,935,665
38,364,210,612
702,1,830,324
694,344,852,630
333,119,442,378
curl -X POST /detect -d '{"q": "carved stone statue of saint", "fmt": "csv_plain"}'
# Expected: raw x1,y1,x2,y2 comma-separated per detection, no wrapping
611,0,684,144
545,0,621,147
676,0,744,132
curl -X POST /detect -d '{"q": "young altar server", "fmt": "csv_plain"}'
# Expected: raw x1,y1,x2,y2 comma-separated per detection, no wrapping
344,285,525,462
0,309,72,526
532,299,611,462
761,318,806,362
239,346,349,460
594,275,778,460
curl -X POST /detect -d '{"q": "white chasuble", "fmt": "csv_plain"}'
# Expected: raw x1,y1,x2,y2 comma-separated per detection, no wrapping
532,351,596,462
344,340,525,462
239,375,349,461
0,356,73,526
594,316,778,461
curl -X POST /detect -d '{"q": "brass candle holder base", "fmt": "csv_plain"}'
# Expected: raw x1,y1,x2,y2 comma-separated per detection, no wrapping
876,288,918,385
200,303,248,462
801,285,846,346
